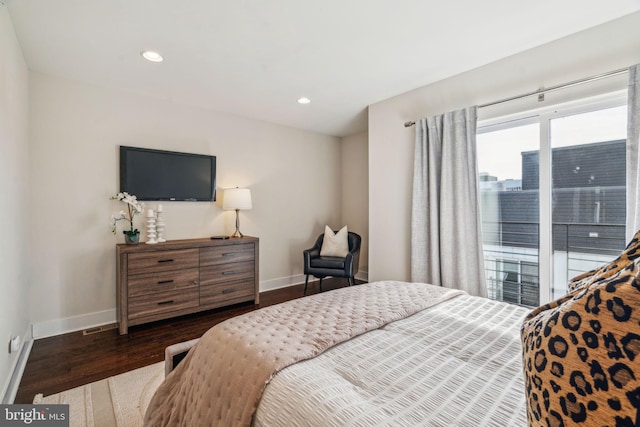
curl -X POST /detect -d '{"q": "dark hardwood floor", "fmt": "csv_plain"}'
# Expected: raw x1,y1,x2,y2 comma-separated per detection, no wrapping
14,278,360,404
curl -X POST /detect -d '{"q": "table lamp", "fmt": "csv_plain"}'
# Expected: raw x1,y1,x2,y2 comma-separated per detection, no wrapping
223,187,252,238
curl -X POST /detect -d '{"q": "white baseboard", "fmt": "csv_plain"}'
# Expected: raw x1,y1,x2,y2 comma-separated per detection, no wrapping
32,309,117,339
259,274,307,292
1,325,33,404
356,270,369,282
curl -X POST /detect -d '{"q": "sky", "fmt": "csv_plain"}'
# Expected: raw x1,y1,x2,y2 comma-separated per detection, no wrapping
477,105,627,181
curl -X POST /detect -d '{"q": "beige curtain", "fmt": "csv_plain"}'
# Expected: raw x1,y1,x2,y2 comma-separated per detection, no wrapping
627,64,640,242
411,106,487,297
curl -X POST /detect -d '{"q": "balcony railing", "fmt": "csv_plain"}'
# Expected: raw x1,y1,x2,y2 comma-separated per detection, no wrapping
482,221,625,306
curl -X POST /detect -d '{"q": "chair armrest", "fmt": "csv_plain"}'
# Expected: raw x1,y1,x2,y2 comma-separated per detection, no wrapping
345,246,360,276
344,252,354,274
303,247,320,273
304,247,320,257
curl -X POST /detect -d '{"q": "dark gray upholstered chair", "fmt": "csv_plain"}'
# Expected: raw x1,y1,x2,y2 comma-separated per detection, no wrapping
303,231,361,295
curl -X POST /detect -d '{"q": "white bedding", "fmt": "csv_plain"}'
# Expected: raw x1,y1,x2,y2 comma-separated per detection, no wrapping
254,294,530,427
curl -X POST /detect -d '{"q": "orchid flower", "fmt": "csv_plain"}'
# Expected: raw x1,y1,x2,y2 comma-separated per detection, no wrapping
110,192,144,236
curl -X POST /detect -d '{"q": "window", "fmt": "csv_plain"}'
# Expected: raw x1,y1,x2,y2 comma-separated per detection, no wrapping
478,95,627,306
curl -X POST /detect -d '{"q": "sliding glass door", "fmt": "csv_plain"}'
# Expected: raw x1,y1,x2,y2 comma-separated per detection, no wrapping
477,97,627,306
477,121,541,306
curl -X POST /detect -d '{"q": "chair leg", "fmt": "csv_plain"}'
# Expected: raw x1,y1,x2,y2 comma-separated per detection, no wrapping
348,276,354,287
319,277,323,293
304,275,310,296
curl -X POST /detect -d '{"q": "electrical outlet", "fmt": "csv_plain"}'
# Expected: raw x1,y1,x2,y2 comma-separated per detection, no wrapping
9,336,20,353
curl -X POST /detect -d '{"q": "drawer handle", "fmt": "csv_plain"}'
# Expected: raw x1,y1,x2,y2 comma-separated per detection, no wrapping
158,280,174,284
222,271,236,275
158,259,174,263
158,300,174,305
222,289,235,294
222,253,235,257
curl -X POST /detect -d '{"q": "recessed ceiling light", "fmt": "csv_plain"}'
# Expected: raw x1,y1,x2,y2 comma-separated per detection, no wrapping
297,97,311,105
141,50,164,63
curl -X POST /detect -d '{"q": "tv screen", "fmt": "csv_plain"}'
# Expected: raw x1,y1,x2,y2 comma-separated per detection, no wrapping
119,146,216,201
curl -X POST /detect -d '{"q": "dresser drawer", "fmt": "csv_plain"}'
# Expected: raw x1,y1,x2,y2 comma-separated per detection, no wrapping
200,279,254,307
200,261,254,286
128,288,199,320
200,243,254,267
128,268,199,297
128,249,199,275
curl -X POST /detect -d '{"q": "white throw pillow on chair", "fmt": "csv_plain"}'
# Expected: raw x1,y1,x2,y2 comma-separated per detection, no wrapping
320,225,349,257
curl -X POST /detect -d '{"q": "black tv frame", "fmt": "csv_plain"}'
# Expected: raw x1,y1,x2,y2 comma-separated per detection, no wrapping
119,146,216,201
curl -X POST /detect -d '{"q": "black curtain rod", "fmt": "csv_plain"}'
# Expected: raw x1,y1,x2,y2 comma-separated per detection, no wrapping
403,67,629,128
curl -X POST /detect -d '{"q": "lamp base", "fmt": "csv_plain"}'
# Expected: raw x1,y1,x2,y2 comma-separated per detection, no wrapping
231,209,244,238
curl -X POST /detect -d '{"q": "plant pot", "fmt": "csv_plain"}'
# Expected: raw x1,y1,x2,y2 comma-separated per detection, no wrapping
124,232,140,245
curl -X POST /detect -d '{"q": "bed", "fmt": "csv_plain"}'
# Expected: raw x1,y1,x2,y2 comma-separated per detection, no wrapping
144,281,530,426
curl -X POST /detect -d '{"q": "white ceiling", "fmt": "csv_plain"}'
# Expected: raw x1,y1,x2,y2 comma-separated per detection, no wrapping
6,0,640,137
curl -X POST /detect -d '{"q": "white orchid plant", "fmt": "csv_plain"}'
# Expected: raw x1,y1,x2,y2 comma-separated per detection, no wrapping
110,192,144,237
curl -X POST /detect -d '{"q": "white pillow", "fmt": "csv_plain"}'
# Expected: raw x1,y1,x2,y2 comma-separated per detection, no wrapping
320,225,349,257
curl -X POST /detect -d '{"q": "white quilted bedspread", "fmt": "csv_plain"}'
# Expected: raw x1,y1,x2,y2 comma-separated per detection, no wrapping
254,294,530,427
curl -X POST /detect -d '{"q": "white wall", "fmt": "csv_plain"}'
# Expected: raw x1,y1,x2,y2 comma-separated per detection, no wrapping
28,72,342,334
368,12,640,282
340,131,368,277
0,6,30,401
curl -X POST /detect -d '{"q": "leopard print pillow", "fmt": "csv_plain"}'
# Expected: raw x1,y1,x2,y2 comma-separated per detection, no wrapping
521,230,640,427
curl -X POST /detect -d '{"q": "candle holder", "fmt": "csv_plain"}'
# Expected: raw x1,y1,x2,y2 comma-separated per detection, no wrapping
156,208,166,243
146,209,157,244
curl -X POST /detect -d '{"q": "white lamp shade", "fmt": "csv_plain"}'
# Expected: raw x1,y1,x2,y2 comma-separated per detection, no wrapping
223,188,252,210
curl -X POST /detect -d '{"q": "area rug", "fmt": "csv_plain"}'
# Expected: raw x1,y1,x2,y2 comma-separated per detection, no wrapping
33,362,164,427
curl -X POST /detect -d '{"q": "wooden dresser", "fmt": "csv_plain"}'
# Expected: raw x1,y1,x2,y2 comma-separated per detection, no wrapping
116,236,259,334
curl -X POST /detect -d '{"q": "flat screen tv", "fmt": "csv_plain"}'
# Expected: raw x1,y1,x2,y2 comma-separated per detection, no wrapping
119,146,216,201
